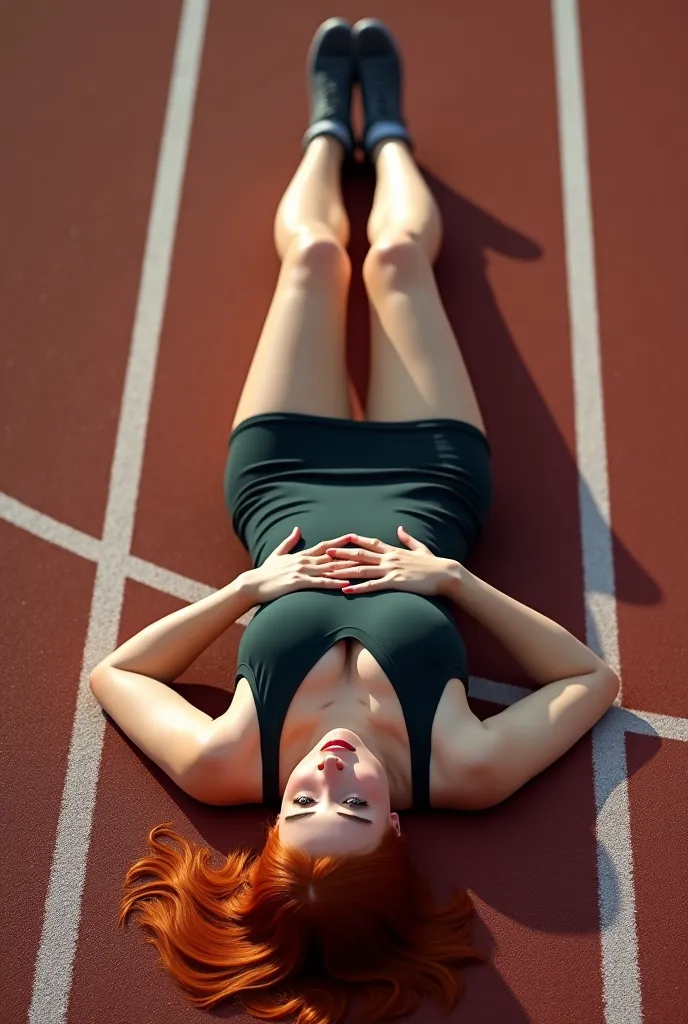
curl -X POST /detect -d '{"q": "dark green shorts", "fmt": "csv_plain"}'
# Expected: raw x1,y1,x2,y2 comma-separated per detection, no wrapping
224,412,492,568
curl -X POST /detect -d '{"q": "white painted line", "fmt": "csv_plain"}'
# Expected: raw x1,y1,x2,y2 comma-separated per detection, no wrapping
470,675,688,740
551,2,641,1022
1,483,683,734
614,706,688,743
125,557,258,625
125,557,257,627
552,0,620,684
591,713,643,1022
126,552,215,602
0,491,102,563
0,494,247,614
27,4,210,1021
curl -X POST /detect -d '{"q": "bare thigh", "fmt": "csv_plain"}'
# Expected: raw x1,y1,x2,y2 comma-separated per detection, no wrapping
362,239,486,433
231,233,352,431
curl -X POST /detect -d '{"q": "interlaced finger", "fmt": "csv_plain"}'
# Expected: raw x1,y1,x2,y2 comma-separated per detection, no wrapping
325,547,382,564
309,577,354,588
341,573,395,593
299,554,357,566
305,558,358,573
345,534,394,553
303,534,354,556
323,563,387,579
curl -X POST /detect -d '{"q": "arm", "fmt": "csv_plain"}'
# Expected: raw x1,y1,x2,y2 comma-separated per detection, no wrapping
443,566,619,805
88,575,256,803
92,575,256,682
320,530,619,807
88,528,356,803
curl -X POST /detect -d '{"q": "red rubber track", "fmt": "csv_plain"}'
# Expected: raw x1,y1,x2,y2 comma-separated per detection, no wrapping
1,2,686,1022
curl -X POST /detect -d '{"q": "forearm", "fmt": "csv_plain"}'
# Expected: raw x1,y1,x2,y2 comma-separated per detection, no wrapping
93,574,255,683
444,566,613,685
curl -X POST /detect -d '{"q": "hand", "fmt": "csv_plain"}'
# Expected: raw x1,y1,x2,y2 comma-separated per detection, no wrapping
322,526,461,597
240,527,359,604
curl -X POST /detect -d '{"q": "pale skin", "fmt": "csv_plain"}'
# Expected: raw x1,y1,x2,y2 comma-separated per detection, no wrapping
90,136,619,857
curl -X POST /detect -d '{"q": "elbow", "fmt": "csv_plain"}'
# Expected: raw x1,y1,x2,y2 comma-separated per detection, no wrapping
89,662,113,697
599,665,620,703
88,670,106,711
607,667,620,694
609,673,621,705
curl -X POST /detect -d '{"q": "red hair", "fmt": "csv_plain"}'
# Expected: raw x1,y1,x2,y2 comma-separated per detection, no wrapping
119,820,487,1023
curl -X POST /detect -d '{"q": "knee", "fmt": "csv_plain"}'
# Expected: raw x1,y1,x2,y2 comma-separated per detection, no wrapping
283,230,351,281
362,237,429,291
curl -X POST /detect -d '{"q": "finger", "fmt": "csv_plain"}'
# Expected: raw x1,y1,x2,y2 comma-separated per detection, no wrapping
272,525,300,555
325,547,381,563
304,534,354,555
397,524,426,551
341,575,394,594
308,577,352,588
323,564,386,579
345,534,393,553
308,559,359,572
310,554,357,565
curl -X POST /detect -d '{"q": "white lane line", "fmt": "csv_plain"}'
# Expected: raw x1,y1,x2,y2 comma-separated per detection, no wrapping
126,552,215,602
0,485,682,733
0,492,101,563
613,706,688,743
27,4,210,1022
551,2,642,1022
469,676,688,740
592,714,643,1023
126,555,259,625
552,0,620,684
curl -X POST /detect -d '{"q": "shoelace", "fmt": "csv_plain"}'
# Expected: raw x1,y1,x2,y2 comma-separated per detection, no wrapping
315,71,347,117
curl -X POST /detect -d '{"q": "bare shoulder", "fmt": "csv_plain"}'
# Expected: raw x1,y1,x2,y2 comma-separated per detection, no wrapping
193,677,263,806
430,677,500,811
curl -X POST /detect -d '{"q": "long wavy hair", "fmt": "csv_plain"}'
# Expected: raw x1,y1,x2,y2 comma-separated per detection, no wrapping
119,819,487,1023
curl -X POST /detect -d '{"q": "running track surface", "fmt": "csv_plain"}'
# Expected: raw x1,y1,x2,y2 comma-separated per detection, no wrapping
2,2,686,1022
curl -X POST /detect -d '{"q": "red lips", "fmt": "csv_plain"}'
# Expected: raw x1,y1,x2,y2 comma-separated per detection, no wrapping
320,740,356,752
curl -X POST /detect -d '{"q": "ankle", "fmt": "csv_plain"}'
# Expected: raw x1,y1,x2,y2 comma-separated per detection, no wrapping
306,133,347,165
370,136,412,166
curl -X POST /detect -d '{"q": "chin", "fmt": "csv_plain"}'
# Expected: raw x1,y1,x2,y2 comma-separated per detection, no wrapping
319,727,363,743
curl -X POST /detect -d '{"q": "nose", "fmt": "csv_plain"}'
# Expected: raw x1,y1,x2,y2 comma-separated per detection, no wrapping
317,753,344,772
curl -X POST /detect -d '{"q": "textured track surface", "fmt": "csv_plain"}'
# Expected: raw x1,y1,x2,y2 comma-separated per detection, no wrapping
2,2,686,1022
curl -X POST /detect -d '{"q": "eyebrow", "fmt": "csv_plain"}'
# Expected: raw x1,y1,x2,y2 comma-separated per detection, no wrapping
283,810,373,824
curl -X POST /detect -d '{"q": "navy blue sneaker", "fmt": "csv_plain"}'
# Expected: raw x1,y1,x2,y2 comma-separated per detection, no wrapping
352,18,413,158
302,18,356,155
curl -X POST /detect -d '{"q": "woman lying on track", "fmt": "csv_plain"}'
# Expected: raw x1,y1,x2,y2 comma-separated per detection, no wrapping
89,18,619,1024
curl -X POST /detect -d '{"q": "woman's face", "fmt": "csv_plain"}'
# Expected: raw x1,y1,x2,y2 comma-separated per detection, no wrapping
277,729,401,856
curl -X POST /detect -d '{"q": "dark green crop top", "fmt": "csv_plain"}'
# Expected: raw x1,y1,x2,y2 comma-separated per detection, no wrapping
235,587,469,809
